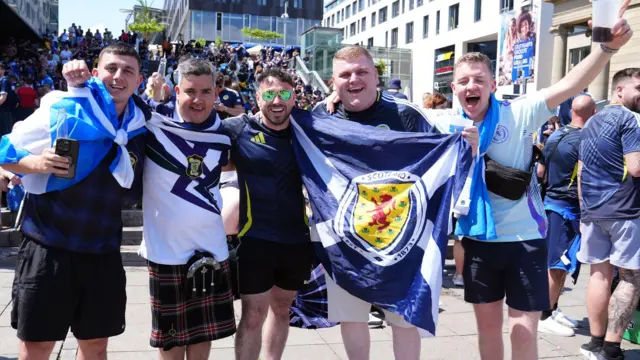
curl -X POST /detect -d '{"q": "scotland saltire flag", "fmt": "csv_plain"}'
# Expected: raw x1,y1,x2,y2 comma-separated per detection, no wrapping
291,114,472,336
0,78,146,194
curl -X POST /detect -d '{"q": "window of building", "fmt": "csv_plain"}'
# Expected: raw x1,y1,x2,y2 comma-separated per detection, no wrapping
342,8,345,21
371,12,376,27
423,15,428,38
417,0,423,6
293,0,302,8
436,10,440,34
368,37,374,47
346,5,351,18
402,0,405,13
361,16,366,31
406,22,413,43
474,0,481,21
409,0,414,10
353,1,357,14
379,7,387,23
332,14,335,26
217,12,222,31
500,0,513,13
350,22,356,35
569,46,591,69
392,1,399,18
449,3,459,30
359,0,364,11
385,31,388,47
391,27,398,47
257,0,266,5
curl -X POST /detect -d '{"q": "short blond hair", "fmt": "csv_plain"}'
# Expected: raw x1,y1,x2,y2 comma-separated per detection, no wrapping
333,45,375,66
454,52,493,76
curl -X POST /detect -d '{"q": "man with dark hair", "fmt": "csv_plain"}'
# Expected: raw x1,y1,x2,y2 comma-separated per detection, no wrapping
578,67,640,360
219,67,314,360
5,42,147,360
217,75,245,118
0,64,14,136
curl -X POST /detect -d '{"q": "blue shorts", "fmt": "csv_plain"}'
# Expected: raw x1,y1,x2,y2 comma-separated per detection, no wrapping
546,210,581,276
462,238,550,312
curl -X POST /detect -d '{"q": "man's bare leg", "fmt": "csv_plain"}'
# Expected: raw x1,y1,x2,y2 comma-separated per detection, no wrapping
586,262,614,337
18,341,56,360
601,268,640,358
390,325,420,360
508,308,540,360
185,342,211,360
340,322,370,360
548,269,567,308
77,339,108,360
263,287,297,360
235,291,271,360
473,301,504,360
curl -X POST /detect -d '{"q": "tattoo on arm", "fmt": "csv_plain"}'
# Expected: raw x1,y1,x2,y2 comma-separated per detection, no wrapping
607,269,640,335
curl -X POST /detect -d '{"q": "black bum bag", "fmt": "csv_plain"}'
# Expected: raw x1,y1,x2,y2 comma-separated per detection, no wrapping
484,146,541,201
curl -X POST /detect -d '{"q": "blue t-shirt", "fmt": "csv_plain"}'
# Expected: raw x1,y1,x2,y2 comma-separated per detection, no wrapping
219,88,242,108
0,76,11,112
542,125,581,209
579,104,640,221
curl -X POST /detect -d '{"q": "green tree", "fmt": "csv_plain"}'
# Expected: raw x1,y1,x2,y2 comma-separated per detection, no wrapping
240,27,283,42
195,37,207,48
215,36,223,49
127,0,165,43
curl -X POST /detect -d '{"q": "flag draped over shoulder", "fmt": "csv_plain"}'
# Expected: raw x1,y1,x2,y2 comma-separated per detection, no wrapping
0,78,147,194
291,114,472,336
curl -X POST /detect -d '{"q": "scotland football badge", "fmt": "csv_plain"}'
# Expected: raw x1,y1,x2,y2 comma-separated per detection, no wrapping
186,154,204,178
334,171,429,266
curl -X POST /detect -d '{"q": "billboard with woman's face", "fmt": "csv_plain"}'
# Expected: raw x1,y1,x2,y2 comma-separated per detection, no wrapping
497,6,538,86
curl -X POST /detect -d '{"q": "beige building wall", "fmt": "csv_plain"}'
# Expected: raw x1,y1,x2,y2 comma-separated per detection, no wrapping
547,0,640,100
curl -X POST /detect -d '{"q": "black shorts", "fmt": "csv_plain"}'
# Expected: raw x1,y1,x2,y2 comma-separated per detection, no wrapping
148,260,236,350
11,237,127,341
462,238,550,312
237,237,314,295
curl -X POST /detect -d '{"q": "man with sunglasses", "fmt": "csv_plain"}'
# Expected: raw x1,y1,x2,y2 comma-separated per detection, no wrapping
219,67,314,360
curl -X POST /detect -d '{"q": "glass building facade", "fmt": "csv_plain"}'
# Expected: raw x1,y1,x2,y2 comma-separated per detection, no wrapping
2,0,56,34
186,12,317,45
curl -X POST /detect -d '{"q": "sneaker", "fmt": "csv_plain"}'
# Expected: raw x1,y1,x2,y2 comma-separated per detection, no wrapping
580,342,603,359
553,308,580,328
538,317,575,337
593,349,625,360
452,274,464,287
368,313,384,328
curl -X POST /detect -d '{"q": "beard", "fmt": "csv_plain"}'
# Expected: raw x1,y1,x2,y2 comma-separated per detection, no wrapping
624,98,640,113
261,106,291,127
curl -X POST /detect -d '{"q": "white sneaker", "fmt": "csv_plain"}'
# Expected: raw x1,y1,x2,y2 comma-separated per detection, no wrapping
538,317,575,337
368,313,384,328
452,274,464,287
553,308,580,329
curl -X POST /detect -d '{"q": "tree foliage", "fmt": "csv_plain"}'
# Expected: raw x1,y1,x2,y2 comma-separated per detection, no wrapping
195,38,207,47
375,59,387,75
127,0,165,41
240,27,283,41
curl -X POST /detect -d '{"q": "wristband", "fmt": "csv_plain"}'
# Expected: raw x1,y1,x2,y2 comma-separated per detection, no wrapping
600,43,619,55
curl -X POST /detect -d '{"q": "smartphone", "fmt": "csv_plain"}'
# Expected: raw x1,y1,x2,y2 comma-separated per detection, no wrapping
54,138,79,179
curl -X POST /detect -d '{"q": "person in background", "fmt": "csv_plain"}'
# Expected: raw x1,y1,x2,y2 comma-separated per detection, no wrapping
423,93,449,110
536,95,596,338
217,75,245,119
386,78,408,100
14,78,38,121
0,64,14,136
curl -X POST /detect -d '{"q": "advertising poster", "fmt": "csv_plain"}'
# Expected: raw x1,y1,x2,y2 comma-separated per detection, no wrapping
497,6,538,86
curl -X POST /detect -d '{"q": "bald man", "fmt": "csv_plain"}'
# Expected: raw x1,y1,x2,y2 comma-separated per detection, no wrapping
537,95,596,337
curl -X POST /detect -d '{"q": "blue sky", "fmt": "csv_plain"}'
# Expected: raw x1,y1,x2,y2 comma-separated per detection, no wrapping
58,0,145,35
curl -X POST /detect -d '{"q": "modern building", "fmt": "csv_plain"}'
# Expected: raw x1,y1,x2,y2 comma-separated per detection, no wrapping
322,0,555,102
1,0,57,39
546,0,640,101
163,0,323,46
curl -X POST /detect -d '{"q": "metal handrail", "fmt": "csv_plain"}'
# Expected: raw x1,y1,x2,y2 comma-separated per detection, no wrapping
293,56,330,94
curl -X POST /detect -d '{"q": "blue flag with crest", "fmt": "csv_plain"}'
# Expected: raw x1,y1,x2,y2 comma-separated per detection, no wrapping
290,112,472,336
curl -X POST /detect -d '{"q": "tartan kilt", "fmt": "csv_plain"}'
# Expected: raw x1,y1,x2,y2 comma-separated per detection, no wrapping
148,260,236,350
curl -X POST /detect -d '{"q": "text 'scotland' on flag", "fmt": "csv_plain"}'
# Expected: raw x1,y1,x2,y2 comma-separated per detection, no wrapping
291,113,472,336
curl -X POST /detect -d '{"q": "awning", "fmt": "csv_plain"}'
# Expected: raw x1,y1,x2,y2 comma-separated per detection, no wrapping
0,1,42,44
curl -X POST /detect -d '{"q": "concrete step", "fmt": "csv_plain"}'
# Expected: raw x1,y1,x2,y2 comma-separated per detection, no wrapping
0,246,19,267
1,208,17,228
122,226,143,245
121,245,145,266
121,209,143,227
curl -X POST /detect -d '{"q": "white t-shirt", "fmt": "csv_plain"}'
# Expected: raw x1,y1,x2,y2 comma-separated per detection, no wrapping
60,50,72,64
139,114,230,265
424,92,554,242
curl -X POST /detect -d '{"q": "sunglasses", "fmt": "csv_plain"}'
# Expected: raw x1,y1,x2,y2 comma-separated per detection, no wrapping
260,89,292,102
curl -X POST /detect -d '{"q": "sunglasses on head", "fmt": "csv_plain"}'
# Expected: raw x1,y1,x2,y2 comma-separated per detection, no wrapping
260,89,292,102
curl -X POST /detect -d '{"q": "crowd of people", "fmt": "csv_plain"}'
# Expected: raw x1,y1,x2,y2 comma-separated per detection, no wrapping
0,3,638,360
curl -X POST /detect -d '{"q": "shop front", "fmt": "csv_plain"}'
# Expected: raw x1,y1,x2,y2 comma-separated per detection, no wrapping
433,45,455,97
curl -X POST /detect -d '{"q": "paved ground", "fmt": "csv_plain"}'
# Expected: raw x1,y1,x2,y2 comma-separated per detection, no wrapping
1,263,640,360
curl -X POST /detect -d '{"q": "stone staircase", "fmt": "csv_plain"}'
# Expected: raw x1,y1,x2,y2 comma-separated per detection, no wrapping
0,209,146,266
0,209,457,267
